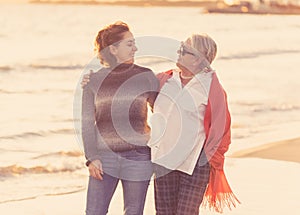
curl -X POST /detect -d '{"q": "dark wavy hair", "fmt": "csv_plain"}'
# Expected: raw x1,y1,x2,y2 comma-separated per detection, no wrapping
94,21,130,67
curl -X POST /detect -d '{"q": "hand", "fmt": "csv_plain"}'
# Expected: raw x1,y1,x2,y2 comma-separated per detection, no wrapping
88,159,104,180
81,70,93,88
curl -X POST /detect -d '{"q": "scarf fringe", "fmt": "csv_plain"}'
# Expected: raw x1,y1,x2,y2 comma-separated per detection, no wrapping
202,191,241,213
202,169,241,213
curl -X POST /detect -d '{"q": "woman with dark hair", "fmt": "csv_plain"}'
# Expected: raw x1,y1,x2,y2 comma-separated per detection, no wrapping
81,21,159,215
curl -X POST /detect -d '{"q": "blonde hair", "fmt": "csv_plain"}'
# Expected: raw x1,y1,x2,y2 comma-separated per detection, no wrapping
189,34,217,64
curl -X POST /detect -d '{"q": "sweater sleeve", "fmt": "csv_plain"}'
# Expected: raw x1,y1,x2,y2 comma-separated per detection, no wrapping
81,84,101,161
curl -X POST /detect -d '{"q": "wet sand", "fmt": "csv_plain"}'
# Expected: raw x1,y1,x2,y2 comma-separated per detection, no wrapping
231,137,300,163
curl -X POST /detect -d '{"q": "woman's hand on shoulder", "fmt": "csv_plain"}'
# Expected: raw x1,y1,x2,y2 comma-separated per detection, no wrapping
81,70,93,88
88,159,104,180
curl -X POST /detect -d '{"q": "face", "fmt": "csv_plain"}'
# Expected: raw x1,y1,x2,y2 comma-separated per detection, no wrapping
110,31,137,64
176,40,206,73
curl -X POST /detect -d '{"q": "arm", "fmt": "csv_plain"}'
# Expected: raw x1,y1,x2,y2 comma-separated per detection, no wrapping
147,82,159,112
146,70,160,111
207,91,231,170
81,83,103,179
81,84,98,160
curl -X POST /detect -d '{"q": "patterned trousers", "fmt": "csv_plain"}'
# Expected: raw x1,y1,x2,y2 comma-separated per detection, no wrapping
154,160,210,215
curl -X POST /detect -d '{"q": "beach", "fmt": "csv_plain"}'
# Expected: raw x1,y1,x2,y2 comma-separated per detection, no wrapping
1,2,300,214
1,137,299,214
231,137,300,163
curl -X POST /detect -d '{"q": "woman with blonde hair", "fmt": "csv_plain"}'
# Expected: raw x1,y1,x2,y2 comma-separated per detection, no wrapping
151,33,239,214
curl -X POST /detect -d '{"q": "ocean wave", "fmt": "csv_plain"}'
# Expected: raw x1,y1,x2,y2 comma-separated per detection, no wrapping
32,151,83,159
0,129,75,140
219,49,300,60
0,66,12,72
136,57,172,65
0,89,12,94
51,118,76,122
233,102,300,112
29,63,84,70
233,133,251,139
0,163,83,177
0,88,74,94
0,196,37,204
0,187,85,204
253,104,300,112
233,101,262,107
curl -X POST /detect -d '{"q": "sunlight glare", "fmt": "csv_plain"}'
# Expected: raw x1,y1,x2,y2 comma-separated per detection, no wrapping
224,0,236,5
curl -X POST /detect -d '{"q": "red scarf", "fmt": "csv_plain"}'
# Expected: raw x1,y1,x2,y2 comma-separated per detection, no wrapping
156,70,240,213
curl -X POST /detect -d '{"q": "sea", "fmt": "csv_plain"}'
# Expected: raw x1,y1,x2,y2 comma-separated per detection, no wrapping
0,2,300,205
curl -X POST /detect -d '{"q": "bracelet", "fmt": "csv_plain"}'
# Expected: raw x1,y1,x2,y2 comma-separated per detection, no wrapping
85,160,92,167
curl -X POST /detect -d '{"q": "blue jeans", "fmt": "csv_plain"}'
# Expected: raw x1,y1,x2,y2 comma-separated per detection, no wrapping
86,148,153,215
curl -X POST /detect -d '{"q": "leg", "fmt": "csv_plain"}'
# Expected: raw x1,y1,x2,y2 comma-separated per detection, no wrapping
154,166,179,215
118,149,153,215
176,162,210,215
86,174,119,215
122,179,150,215
119,148,153,182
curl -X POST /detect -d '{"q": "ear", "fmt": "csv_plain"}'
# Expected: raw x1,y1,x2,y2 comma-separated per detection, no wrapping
192,57,202,66
197,58,210,70
109,45,118,56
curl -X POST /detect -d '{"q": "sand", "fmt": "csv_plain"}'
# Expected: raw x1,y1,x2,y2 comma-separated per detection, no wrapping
231,137,300,163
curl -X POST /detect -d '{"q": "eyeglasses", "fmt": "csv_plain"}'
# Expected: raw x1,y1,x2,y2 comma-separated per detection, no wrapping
179,45,196,56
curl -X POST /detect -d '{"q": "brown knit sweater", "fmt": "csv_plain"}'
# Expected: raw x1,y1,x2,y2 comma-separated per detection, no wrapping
81,63,159,161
